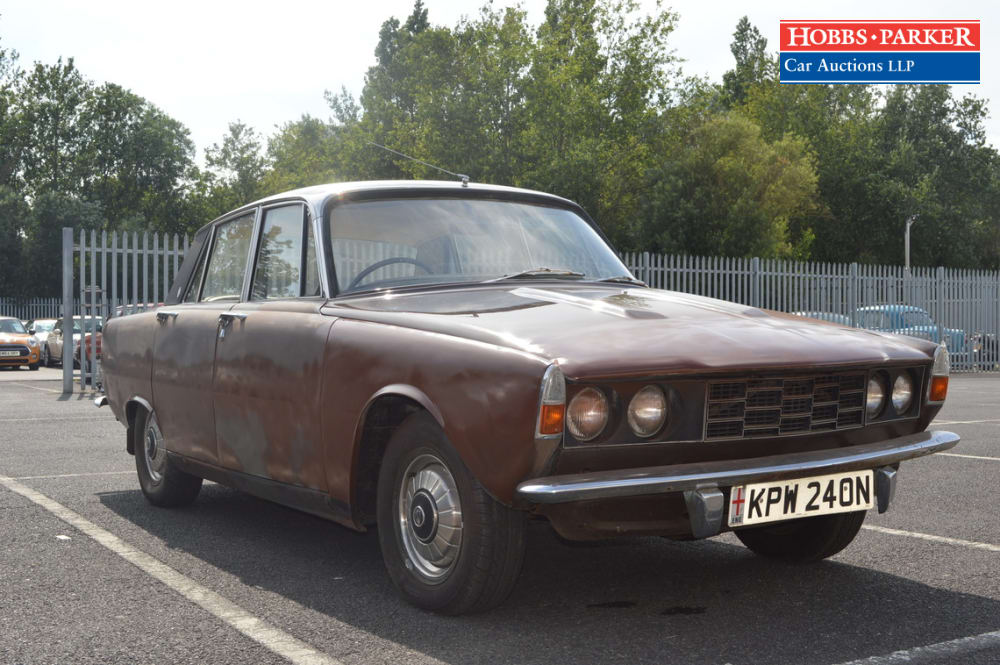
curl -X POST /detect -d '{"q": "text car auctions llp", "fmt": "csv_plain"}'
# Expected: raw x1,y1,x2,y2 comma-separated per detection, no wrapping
778,20,980,84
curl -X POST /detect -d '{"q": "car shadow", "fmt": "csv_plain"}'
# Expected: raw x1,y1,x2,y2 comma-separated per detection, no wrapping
99,484,1000,665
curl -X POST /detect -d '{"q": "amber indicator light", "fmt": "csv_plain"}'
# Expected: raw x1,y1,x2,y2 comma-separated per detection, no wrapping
929,376,949,402
539,404,565,434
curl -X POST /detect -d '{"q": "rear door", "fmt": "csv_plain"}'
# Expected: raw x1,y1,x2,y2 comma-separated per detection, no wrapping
212,202,333,490
151,211,256,466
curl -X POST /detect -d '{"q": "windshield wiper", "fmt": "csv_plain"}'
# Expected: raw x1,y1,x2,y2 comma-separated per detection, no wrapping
484,267,585,283
595,275,647,286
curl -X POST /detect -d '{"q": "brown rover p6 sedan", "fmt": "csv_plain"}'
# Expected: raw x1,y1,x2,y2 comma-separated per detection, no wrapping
98,181,958,614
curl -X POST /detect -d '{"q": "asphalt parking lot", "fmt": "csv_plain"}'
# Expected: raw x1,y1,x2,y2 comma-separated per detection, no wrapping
1,369,998,665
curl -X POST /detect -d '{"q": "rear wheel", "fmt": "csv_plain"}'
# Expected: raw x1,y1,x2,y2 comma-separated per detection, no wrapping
735,510,867,562
135,408,202,507
376,412,526,614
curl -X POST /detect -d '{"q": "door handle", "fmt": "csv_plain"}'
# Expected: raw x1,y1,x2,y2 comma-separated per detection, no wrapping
156,310,179,322
217,311,248,339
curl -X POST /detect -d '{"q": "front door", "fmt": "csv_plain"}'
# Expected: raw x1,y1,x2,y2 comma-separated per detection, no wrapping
212,203,332,490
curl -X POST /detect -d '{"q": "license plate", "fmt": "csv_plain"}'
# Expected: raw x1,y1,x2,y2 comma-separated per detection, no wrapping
728,470,874,527
0,350,19,357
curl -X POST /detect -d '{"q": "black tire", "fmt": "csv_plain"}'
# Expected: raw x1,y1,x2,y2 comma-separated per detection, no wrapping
41,345,51,367
377,412,526,614
734,510,867,562
28,362,39,371
134,408,202,507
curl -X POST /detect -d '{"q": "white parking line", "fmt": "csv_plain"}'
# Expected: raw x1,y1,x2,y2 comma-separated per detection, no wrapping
6,382,64,394
832,629,1000,664
863,525,1000,553
933,418,1000,425
0,416,110,422
939,452,1000,462
12,471,133,480
0,474,342,665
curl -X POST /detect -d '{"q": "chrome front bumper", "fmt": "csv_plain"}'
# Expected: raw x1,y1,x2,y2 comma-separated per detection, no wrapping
518,430,958,539
517,430,959,504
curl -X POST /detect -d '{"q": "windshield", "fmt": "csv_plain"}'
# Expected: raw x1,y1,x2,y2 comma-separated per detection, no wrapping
33,321,55,332
72,319,103,334
0,319,27,334
328,198,629,293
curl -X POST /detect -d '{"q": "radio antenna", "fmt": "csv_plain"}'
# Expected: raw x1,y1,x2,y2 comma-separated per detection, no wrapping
368,142,470,187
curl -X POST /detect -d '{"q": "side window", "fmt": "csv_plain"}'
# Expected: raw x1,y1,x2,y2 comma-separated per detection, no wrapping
251,204,322,300
183,242,210,303
253,205,302,300
200,212,256,302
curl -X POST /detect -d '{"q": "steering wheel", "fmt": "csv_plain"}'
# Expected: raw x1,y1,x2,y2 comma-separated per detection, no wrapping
348,257,434,290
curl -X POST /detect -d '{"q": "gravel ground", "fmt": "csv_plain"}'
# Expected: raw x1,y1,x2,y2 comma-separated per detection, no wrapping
0,373,998,665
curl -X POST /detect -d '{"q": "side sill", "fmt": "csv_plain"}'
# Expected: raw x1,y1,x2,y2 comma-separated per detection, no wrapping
167,452,361,531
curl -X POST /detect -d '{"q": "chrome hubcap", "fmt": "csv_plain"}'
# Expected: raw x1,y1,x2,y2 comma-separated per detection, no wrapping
143,414,167,483
398,453,463,583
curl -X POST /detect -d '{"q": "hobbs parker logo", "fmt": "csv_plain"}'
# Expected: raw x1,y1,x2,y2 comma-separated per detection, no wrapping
779,20,980,84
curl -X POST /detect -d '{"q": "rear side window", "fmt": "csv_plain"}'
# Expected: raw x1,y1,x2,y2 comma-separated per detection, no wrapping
183,243,210,302
200,212,256,302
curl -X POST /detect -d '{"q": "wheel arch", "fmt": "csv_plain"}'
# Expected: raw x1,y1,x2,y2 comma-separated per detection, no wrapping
349,385,444,526
124,395,153,455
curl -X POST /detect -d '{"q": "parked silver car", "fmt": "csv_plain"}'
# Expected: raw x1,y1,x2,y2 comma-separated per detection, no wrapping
44,316,103,367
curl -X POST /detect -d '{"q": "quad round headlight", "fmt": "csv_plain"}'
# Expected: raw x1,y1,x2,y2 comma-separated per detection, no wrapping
567,387,609,442
892,373,914,412
866,376,886,419
627,385,667,438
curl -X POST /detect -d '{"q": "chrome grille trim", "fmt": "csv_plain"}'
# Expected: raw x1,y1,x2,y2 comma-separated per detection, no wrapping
705,372,867,441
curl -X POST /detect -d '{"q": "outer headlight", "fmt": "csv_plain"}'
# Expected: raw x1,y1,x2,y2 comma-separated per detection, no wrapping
866,376,886,419
567,387,609,442
627,385,667,438
892,373,914,412
27,336,38,347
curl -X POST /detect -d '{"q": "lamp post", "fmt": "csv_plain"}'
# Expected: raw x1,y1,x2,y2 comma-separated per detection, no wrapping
905,215,918,273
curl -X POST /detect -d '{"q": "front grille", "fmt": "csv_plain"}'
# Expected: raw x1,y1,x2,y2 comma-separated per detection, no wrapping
705,372,866,440
0,344,29,357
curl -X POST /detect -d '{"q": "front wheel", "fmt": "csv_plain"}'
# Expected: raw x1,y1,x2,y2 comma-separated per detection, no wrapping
376,412,526,614
135,408,202,507
734,510,867,562
28,362,39,371
41,345,51,367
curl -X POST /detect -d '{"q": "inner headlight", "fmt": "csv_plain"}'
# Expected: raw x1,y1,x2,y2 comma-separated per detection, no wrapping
627,385,667,438
567,387,609,442
27,336,38,346
892,373,914,412
866,376,886,419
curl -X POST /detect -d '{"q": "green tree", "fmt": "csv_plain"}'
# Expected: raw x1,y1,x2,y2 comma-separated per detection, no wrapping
204,121,268,209
0,186,28,296
641,113,819,258
721,16,770,107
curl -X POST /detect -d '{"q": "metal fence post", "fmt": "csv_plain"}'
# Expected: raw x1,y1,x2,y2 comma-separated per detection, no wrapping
62,227,74,394
935,266,945,347
848,263,859,326
750,257,761,308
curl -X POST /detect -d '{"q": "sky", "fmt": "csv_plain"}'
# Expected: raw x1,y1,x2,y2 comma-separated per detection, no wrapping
1,0,996,158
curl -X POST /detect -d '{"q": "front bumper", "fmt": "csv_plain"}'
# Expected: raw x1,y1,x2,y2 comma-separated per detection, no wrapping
517,430,959,504
0,350,38,366
519,430,958,540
